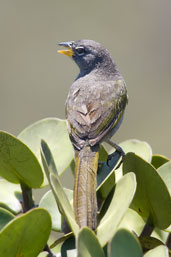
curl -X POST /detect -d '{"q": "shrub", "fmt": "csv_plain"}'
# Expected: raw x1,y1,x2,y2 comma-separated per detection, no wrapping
0,118,170,257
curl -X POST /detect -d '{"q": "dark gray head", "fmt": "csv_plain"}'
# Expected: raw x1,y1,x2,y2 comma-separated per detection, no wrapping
58,39,119,77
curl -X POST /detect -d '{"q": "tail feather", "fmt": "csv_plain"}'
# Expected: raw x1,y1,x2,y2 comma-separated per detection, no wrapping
74,144,99,230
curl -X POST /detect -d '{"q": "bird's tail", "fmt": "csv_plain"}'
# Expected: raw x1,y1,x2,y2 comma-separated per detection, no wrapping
74,144,99,230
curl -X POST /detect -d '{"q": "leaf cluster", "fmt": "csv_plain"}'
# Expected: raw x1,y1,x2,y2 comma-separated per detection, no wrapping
0,118,170,257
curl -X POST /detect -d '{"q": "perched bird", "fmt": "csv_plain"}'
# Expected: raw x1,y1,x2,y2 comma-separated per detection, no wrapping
58,40,128,230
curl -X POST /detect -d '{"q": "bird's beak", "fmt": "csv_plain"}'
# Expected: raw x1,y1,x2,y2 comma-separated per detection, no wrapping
58,41,74,57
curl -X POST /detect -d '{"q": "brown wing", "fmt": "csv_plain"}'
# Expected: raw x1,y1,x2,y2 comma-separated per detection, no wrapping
66,79,128,150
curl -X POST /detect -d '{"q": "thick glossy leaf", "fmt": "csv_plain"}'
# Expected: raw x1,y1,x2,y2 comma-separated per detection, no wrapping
50,232,72,249
0,179,22,214
97,152,121,200
119,208,145,236
119,139,152,162
0,208,51,257
98,188,115,222
61,236,75,257
97,140,147,202
50,174,79,237
99,145,108,162
97,165,115,201
123,153,171,229
139,236,164,252
152,155,169,169
67,249,77,257
108,229,143,257
165,225,171,233
18,118,74,185
143,245,169,257
0,131,43,188
41,139,58,177
97,173,137,246
49,237,63,256
37,252,48,257
111,139,152,182
157,161,171,195
77,227,105,257
39,189,73,232
40,140,79,236
152,228,169,243
0,208,15,230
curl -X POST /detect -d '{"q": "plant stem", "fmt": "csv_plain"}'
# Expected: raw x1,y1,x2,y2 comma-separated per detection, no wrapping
166,233,171,250
139,216,154,237
20,182,35,212
20,183,54,257
44,244,56,257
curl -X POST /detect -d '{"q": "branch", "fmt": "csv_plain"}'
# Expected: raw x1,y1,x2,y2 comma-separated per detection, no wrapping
44,244,56,257
20,182,35,212
139,216,154,238
166,233,171,250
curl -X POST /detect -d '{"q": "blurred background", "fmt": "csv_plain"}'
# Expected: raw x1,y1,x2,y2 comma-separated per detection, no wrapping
0,0,171,158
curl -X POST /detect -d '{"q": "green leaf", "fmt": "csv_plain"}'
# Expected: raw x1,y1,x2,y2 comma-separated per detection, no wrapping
119,139,152,162
152,228,169,243
18,118,74,186
97,152,120,200
112,139,152,182
50,174,79,237
143,245,169,257
108,229,143,257
0,208,51,257
67,249,77,257
99,145,108,162
50,232,72,249
40,140,79,236
97,148,121,201
119,208,145,236
123,153,171,229
0,131,43,188
139,236,164,252
49,235,63,256
41,139,58,178
0,208,15,230
151,155,169,169
77,227,105,257
157,161,171,195
0,179,22,214
39,189,73,232
97,164,115,200
98,188,115,222
165,225,171,233
37,252,49,257
61,236,75,257
97,140,147,203
97,173,137,246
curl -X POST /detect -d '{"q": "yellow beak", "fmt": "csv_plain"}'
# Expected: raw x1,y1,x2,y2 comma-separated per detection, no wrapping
58,48,74,57
58,41,74,57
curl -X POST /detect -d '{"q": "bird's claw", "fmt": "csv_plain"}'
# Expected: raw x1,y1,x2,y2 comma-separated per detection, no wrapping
107,149,125,169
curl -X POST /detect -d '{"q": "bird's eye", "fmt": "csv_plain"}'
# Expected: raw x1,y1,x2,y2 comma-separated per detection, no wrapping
75,47,85,56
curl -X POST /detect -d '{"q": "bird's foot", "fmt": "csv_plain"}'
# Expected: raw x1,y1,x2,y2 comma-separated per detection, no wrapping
106,140,125,169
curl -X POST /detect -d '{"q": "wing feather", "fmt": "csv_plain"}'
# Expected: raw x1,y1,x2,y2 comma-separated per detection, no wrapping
66,79,128,150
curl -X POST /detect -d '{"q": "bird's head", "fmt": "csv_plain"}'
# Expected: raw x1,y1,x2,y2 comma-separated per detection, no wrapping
58,39,116,75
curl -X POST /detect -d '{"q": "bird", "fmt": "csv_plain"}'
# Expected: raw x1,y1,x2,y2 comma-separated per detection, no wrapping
58,39,128,230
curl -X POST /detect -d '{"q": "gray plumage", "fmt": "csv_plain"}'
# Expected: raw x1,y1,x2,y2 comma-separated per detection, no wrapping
65,40,128,150
58,39,128,230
